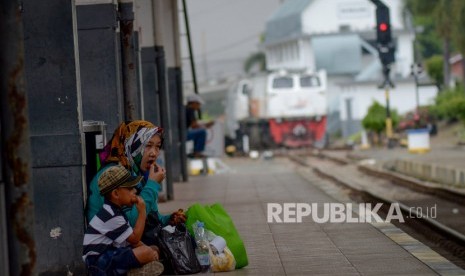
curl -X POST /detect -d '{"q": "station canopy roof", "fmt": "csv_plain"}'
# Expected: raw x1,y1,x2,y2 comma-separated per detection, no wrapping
265,0,313,44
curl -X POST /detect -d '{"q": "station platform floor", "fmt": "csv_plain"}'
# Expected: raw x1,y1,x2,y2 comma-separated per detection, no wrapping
159,157,465,275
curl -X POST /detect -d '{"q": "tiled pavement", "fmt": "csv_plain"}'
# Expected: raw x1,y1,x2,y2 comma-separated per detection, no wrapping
158,157,455,275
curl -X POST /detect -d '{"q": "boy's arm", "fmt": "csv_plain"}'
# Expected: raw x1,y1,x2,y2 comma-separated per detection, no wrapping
125,165,171,226
125,179,159,226
126,196,146,246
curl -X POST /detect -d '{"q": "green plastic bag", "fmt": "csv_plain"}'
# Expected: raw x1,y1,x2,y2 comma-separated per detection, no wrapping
186,203,248,269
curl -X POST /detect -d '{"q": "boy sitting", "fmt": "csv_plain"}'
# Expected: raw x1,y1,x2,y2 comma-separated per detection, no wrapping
83,165,163,275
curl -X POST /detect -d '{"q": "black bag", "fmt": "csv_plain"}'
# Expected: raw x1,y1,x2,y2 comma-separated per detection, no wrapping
142,211,164,246
141,212,175,274
158,223,201,275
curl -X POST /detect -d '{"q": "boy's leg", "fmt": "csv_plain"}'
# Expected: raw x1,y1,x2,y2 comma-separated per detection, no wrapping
127,260,164,276
133,244,158,265
150,245,160,256
91,247,141,275
86,257,106,276
128,246,164,276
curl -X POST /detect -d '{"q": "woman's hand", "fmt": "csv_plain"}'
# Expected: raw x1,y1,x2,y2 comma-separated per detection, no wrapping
169,209,187,226
149,163,166,183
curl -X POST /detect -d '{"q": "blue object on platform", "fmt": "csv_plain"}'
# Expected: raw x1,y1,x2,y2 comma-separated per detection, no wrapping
406,128,429,134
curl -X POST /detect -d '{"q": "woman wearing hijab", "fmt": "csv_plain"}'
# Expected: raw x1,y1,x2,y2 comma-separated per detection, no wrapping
86,120,179,227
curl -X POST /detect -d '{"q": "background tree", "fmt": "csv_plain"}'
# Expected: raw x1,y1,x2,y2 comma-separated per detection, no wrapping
425,55,443,89
243,33,267,74
405,0,455,89
452,1,465,87
412,17,442,59
244,52,266,74
430,84,465,123
362,101,399,145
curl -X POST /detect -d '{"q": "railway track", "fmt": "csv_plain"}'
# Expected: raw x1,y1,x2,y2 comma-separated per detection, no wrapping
288,152,465,269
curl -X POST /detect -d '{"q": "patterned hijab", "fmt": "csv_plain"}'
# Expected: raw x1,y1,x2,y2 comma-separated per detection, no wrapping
101,120,164,175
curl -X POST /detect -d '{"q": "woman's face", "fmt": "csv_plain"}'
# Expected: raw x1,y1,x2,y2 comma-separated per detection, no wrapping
140,134,162,173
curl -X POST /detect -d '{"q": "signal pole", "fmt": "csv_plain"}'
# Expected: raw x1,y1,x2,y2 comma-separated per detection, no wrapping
383,67,394,139
410,63,423,113
370,0,396,146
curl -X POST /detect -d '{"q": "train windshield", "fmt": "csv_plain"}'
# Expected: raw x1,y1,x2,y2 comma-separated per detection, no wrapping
300,75,320,88
272,76,294,89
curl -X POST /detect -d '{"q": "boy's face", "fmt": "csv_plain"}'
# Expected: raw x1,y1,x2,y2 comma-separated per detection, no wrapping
113,187,137,207
140,135,162,173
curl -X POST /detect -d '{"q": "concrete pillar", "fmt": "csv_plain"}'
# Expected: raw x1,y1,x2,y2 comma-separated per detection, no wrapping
135,0,161,125
21,0,86,273
152,0,185,188
119,0,141,120
76,0,124,133
165,0,186,183
0,1,36,275
154,0,186,199
134,30,145,119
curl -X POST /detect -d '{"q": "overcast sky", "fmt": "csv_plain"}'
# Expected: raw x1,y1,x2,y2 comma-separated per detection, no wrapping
181,0,281,84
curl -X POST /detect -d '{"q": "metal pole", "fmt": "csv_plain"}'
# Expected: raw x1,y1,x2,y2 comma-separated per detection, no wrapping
383,66,393,145
155,46,174,200
385,87,393,138
181,0,199,95
119,0,140,120
415,73,419,113
171,0,188,182
177,68,189,182
411,63,421,127
0,1,36,275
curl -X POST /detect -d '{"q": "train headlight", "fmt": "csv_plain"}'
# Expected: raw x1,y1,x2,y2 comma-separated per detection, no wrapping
292,124,307,137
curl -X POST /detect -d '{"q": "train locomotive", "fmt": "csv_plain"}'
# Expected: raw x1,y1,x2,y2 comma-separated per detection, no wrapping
225,70,328,150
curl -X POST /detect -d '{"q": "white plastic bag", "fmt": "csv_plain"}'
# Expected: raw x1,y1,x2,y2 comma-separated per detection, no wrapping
192,221,236,272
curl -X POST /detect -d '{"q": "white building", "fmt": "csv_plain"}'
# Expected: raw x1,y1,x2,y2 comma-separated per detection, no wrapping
263,0,437,137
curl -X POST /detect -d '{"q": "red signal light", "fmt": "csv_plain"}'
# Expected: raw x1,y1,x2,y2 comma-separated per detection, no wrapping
379,23,388,32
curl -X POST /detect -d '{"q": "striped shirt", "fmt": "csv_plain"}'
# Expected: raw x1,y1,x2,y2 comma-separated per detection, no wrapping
83,200,133,261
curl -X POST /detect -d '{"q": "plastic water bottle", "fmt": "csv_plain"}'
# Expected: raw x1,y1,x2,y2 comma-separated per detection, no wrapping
195,222,210,272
